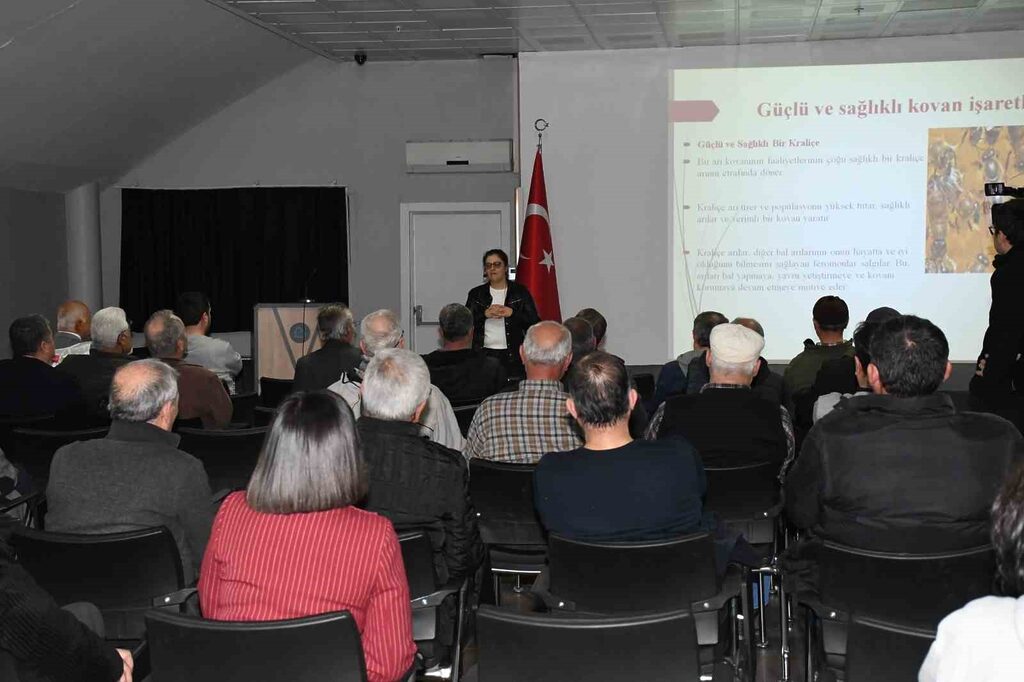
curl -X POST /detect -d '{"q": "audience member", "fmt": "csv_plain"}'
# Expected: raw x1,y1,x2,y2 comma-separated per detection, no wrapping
199,391,416,682
464,321,581,463
575,308,608,349
292,304,361,393
651,311,727,411
919,461,1024,681
174,292,242,394
535,351,711,540
358,348,482,584
783,295,854,396
54,299,92,360
811,306,901,400
563,317,596,361
423,303,506,403
811,311,899,422
0,315,81,418
0,537,133,682
329,309,462,450
144,310,231,428
785,315,1024,555
46,360,214,580
55,306,134,421
647,323,793,474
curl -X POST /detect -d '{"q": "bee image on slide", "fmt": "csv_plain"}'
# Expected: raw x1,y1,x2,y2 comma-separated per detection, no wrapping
925,126,1024,274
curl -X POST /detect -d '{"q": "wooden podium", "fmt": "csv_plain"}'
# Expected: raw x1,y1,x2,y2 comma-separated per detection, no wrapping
254,303,332,382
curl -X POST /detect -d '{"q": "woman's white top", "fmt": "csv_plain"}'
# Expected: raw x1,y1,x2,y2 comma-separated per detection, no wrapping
484,286,508,349
919,595,1024,682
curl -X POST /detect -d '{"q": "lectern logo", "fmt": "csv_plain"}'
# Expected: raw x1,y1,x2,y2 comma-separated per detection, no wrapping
289,323,311,344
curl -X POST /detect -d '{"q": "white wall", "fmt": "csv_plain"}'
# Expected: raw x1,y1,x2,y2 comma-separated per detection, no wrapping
519,31,1024,364
101,57,517,321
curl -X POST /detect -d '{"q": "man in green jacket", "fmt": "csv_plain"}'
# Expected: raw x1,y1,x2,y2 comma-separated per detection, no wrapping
784,296,854,396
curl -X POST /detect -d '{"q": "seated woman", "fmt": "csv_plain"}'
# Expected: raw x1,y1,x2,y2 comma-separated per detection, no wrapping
919,461,1024,681
199,391,415,682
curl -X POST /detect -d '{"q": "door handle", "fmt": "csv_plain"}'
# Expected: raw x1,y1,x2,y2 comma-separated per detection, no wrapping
413,305,423,325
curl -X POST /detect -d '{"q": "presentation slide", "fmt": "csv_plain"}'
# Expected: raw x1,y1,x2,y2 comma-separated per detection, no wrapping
671,59,1024,361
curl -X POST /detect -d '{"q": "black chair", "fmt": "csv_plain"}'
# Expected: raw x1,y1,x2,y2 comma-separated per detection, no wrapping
801,542,994,680
476,605,706,682
467,459,546,603
544,532,752,678
631,372,656,404
844,616,935,681
10,525,192,642
451,403,480,438
177,426,268,491
0,413,54,455
704,461,780,546
146,609,369,682
230,391,258,427
253,405,278,427
7,425,109,485
259,378,294,408
398,530,467,681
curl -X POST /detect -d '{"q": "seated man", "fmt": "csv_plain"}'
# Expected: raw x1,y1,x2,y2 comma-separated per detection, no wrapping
652,311,727,411
175,292,242,394
145,310,232,428
55,307,134,422
46,360,214,580
647,323,792,475
0,315,81,418
423,303,506,403
783,295,855,396
329,309,462,451
292,304,361,393
534,351,744,571
563,317,596,364
54,299,92,361
357,348,483,585
575,308,607,350
786,315,1024,553
465,321,582,463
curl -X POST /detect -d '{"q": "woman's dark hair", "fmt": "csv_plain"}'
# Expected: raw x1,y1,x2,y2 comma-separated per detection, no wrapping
992,461,1024,597
247,391,366,514
482,249,509,268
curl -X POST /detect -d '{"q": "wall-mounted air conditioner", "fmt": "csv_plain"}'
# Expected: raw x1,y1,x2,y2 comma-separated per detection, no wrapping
405,139,513,174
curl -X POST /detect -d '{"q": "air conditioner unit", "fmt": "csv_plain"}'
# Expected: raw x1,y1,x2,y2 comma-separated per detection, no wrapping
405,140,513,174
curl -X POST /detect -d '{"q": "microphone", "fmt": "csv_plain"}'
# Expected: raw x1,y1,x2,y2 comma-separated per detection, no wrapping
302,267,318,304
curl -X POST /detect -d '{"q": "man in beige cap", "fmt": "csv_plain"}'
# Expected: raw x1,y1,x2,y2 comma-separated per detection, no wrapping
646,323,793,475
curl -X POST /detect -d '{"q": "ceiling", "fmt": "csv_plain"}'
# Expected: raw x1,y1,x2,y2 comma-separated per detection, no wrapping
218,0,1024,61
0,0,312,192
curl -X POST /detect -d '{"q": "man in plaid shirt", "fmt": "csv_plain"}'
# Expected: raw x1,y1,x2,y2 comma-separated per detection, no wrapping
465,321,581,463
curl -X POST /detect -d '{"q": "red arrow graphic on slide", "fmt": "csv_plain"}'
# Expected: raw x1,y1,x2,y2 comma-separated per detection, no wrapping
670,100,720,122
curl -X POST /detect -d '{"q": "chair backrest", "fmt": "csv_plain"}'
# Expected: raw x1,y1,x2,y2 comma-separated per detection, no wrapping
146,609,368,682
253,405,278,427
177,426,268,491
451,403,480,438
259,378,294,407
8,426,109,484
398,529,439,598
818,542,995,630
704,461,779,544
0,413,55,458
631,372,655,403
468,459,544,545
844,616,935,681
547,532,719,613
11,525,185,638
476,605,698,682
230,391,258,427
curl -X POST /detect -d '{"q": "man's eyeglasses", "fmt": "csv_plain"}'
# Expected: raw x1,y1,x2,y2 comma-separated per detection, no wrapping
989,225,1000,236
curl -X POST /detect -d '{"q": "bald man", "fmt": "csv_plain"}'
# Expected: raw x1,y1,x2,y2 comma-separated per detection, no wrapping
46,360,214,581
464,321,582,463
54,300,93,359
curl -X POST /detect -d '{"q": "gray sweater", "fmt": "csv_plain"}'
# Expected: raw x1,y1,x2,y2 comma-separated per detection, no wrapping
45,420,214,580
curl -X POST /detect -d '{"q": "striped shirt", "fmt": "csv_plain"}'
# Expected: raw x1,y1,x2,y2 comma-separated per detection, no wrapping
464,379,582,464
198,492,416,682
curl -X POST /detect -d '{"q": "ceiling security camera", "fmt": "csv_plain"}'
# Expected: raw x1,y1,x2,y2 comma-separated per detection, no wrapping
354,51,367,65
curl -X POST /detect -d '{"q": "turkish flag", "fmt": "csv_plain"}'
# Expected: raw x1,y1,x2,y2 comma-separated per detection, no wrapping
516,148,562,321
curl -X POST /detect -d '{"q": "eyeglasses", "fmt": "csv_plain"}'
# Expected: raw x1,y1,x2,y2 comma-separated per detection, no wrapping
989,225,998,235
484,261,505,269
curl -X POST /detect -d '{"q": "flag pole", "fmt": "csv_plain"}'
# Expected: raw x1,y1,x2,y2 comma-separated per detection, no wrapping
534,118,548,150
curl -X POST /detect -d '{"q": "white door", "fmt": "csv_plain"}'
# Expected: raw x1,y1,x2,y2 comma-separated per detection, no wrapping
400,203,511,353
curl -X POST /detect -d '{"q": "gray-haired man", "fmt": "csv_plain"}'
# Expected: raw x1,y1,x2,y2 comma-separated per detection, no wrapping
464,321,582,463
293,304,361,393
423,303,506,403
328,309,463,451
56,306,135,422
46,359,214,580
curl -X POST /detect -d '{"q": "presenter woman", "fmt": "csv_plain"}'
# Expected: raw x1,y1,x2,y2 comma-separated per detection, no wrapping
466,249,540,378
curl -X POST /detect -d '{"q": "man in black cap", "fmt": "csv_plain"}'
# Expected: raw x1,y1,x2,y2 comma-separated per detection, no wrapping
970,198,1024,428
783,296,854,396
